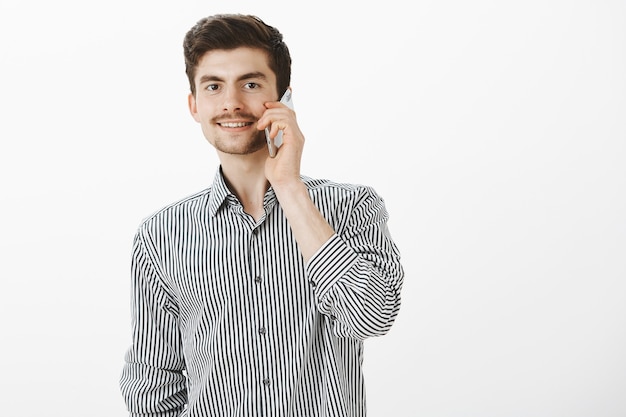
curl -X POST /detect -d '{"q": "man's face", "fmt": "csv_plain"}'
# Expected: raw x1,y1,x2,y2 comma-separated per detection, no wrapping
188,47,279,155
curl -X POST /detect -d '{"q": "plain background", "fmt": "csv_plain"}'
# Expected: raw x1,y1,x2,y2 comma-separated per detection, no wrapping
1,0,624,416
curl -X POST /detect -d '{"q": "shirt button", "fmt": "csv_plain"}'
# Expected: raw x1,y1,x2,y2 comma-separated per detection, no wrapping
259,327,266,335
255,276,262,284
263,378,270,386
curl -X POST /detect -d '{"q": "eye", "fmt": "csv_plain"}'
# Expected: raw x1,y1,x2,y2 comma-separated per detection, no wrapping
205,84,219,92
244,82,259,90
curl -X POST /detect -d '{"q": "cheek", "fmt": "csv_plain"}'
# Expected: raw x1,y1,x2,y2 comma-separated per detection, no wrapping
195,100,217,121
250,102,269,118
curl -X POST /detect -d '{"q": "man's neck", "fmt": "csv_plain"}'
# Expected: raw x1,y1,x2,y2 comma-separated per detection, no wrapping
220,155,270,221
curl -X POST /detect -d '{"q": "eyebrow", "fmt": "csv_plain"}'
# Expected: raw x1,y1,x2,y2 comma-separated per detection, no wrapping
198,71,269,84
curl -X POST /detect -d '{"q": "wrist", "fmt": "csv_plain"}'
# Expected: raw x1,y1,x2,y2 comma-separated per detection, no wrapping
272,177,307,200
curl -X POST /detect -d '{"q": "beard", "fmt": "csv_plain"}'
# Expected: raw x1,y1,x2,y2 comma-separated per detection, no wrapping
211,128,267,155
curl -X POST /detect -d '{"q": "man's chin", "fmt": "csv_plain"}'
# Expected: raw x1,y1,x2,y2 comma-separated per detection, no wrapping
216,137,267,156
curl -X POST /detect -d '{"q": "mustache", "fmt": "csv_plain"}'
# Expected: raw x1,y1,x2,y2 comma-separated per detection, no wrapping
211,112,257,123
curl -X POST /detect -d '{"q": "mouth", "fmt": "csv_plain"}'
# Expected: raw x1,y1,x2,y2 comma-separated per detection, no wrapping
217,121,254,128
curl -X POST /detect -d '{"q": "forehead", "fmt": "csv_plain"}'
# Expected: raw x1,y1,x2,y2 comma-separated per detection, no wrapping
195,47,275,82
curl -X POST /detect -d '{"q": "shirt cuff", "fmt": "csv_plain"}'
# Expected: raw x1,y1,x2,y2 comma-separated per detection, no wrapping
306,234,359,299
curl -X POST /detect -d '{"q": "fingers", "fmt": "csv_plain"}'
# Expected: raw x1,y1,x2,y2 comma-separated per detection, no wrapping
257,101,295,132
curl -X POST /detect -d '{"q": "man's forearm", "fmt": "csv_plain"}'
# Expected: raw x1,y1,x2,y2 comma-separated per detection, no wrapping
273,180,334,262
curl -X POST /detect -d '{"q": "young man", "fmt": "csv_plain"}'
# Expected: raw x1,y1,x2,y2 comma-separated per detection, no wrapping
120,14,404,417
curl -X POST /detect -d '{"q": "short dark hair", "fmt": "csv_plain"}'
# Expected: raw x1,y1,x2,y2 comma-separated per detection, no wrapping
183,14,292,97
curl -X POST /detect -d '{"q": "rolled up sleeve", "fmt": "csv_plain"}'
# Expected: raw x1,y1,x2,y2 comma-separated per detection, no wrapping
306,187,404,340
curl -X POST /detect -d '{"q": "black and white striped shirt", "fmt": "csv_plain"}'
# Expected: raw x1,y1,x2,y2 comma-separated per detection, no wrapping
120,168,404,417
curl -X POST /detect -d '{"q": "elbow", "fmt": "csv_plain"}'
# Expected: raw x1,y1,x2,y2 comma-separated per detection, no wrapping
332,291,402,340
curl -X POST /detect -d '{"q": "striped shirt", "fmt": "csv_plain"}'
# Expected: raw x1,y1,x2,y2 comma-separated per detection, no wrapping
119,168,404,417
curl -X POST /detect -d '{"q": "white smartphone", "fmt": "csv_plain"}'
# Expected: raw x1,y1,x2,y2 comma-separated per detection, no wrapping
266,88,294,158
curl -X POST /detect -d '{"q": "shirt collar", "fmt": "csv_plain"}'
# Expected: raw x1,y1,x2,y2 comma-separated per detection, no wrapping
208,167,232,217
207,166,280,217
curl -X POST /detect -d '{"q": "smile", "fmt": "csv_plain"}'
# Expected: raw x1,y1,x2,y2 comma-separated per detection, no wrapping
219,122,253,128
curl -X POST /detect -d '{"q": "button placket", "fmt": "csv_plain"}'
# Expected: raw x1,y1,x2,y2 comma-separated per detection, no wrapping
248,227,270,392
250,226,272,393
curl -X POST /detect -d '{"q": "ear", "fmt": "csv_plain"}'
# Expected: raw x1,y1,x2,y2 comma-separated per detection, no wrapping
188,93,200,122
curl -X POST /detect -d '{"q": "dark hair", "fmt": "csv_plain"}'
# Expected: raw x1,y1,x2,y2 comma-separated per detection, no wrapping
183,14,292,97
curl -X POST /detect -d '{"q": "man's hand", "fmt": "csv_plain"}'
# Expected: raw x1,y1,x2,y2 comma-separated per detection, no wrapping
257,100,305,189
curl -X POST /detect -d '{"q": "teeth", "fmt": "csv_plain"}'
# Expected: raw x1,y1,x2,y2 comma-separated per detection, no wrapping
220,122,249,128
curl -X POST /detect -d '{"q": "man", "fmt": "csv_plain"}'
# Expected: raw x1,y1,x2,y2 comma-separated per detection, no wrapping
120,14,404,417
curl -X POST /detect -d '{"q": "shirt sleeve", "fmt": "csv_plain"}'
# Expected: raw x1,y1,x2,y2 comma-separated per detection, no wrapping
306,186,404,340
119,228,187,417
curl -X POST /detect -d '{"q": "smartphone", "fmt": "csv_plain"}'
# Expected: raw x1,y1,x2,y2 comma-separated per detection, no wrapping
266,88,294,158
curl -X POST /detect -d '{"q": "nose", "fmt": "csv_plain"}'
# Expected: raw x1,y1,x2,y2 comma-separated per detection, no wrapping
222,88,244,112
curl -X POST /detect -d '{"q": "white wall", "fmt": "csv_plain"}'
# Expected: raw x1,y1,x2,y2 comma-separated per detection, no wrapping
1,1,624,416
